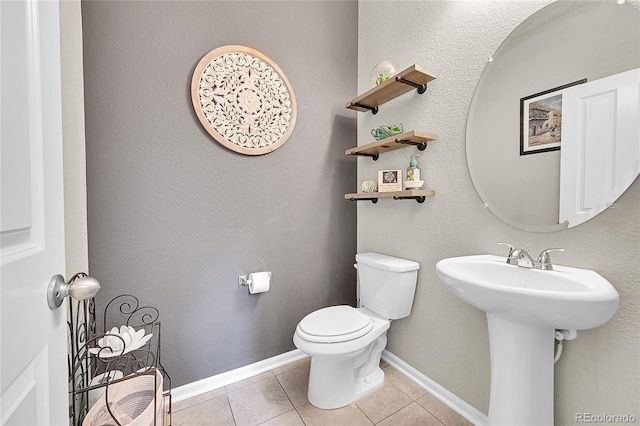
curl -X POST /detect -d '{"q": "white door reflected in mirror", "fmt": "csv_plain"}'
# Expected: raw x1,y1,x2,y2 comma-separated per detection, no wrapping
559,68,640,228
466,1,639,232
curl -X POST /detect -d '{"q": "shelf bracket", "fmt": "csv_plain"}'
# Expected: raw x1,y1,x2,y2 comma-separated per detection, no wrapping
351,102,379,115
393,195,426,204
349,197,378,204
395,139,428,151
350,152,379,161
395,76,428,94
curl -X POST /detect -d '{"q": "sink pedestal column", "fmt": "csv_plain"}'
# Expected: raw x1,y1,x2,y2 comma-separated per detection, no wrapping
487,313,555,426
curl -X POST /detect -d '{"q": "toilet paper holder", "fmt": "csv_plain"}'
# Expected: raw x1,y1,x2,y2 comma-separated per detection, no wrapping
238,271,272,287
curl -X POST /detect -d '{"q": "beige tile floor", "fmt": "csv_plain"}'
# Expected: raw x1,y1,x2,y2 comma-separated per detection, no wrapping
171,357,473,426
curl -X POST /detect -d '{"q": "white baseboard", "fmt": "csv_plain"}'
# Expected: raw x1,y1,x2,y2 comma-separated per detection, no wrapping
171,349,308,402
171,347,487,426
382,350,488,426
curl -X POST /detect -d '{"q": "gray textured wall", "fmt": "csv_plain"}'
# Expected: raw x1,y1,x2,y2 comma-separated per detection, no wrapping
82,0,357,387
359,1,639,424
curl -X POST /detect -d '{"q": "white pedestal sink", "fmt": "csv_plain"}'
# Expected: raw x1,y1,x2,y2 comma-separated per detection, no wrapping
436,255,619,426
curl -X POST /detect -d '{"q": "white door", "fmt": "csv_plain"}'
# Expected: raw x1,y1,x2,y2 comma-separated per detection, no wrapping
559,68,640,227
1,1,68,425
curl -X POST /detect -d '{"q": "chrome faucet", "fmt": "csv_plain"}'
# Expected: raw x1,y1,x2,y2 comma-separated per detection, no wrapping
498,242,564,270
536,248,564,270
498,242,535,268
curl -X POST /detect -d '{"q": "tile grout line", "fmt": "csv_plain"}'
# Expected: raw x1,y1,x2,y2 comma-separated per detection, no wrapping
380,366,451,425
295,407,309,426
224,393,239,426
261,370,298,426
419,401,452,426
275,363,311,425
361,380,413,425
357,405,376,425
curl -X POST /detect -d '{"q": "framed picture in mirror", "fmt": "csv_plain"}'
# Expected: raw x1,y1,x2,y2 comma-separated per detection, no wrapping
520,79,586,156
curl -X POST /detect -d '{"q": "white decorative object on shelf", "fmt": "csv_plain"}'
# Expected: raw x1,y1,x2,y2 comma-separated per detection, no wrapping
404,180,424,190
191,45,297,156
89,325,153,359
369,60,398,87
361,180,378,193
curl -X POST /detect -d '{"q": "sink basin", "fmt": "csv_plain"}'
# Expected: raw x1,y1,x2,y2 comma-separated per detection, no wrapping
436,254,619,330
436,254,620,425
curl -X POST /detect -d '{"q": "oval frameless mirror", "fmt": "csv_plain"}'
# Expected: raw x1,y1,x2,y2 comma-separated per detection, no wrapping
466,1,639,232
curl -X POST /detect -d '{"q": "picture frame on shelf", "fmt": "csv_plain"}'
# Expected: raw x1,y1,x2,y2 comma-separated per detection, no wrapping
378,169,403,192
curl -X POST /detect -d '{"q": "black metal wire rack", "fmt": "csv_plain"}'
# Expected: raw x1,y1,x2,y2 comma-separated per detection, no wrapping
68,294,171,426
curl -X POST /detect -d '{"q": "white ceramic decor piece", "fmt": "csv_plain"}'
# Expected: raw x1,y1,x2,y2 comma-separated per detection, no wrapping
404,180,424,190
89,326,153,359
191,45,297,155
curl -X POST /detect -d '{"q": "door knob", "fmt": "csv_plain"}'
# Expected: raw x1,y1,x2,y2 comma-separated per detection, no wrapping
47,273,100,309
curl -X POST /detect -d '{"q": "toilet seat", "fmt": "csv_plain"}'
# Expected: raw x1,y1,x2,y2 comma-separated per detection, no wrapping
297,306,374,343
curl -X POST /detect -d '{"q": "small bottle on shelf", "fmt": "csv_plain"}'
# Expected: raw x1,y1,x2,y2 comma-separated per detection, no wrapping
405,154,424,190
407,154,420,181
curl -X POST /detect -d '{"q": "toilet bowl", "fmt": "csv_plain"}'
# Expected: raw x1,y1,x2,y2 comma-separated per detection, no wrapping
293,306,390,409
293,252,420,410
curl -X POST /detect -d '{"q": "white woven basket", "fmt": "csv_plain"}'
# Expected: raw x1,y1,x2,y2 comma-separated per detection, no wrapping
83,368,163,426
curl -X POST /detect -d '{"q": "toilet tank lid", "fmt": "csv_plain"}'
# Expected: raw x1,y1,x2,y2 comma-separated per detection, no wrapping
356,252,420,272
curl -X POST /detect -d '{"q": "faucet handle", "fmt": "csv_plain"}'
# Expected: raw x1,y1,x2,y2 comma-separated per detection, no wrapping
537,248,564,270
498,242,516,265
497,242,515,256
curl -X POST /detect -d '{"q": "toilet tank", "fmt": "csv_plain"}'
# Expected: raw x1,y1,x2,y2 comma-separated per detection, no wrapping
356,252,420,320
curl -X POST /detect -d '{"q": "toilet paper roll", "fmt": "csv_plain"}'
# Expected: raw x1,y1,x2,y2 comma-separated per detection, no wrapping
248,271,270,294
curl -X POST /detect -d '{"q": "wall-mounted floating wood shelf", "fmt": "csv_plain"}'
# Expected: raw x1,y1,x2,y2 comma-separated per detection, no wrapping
346,65,436,114
346,130,437,161
345,189,435,204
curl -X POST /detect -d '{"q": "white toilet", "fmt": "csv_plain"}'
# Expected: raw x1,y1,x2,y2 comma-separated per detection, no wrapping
293,252,420,409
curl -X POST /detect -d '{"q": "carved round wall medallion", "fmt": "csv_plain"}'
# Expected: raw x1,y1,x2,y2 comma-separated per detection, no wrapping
191,45,297,155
